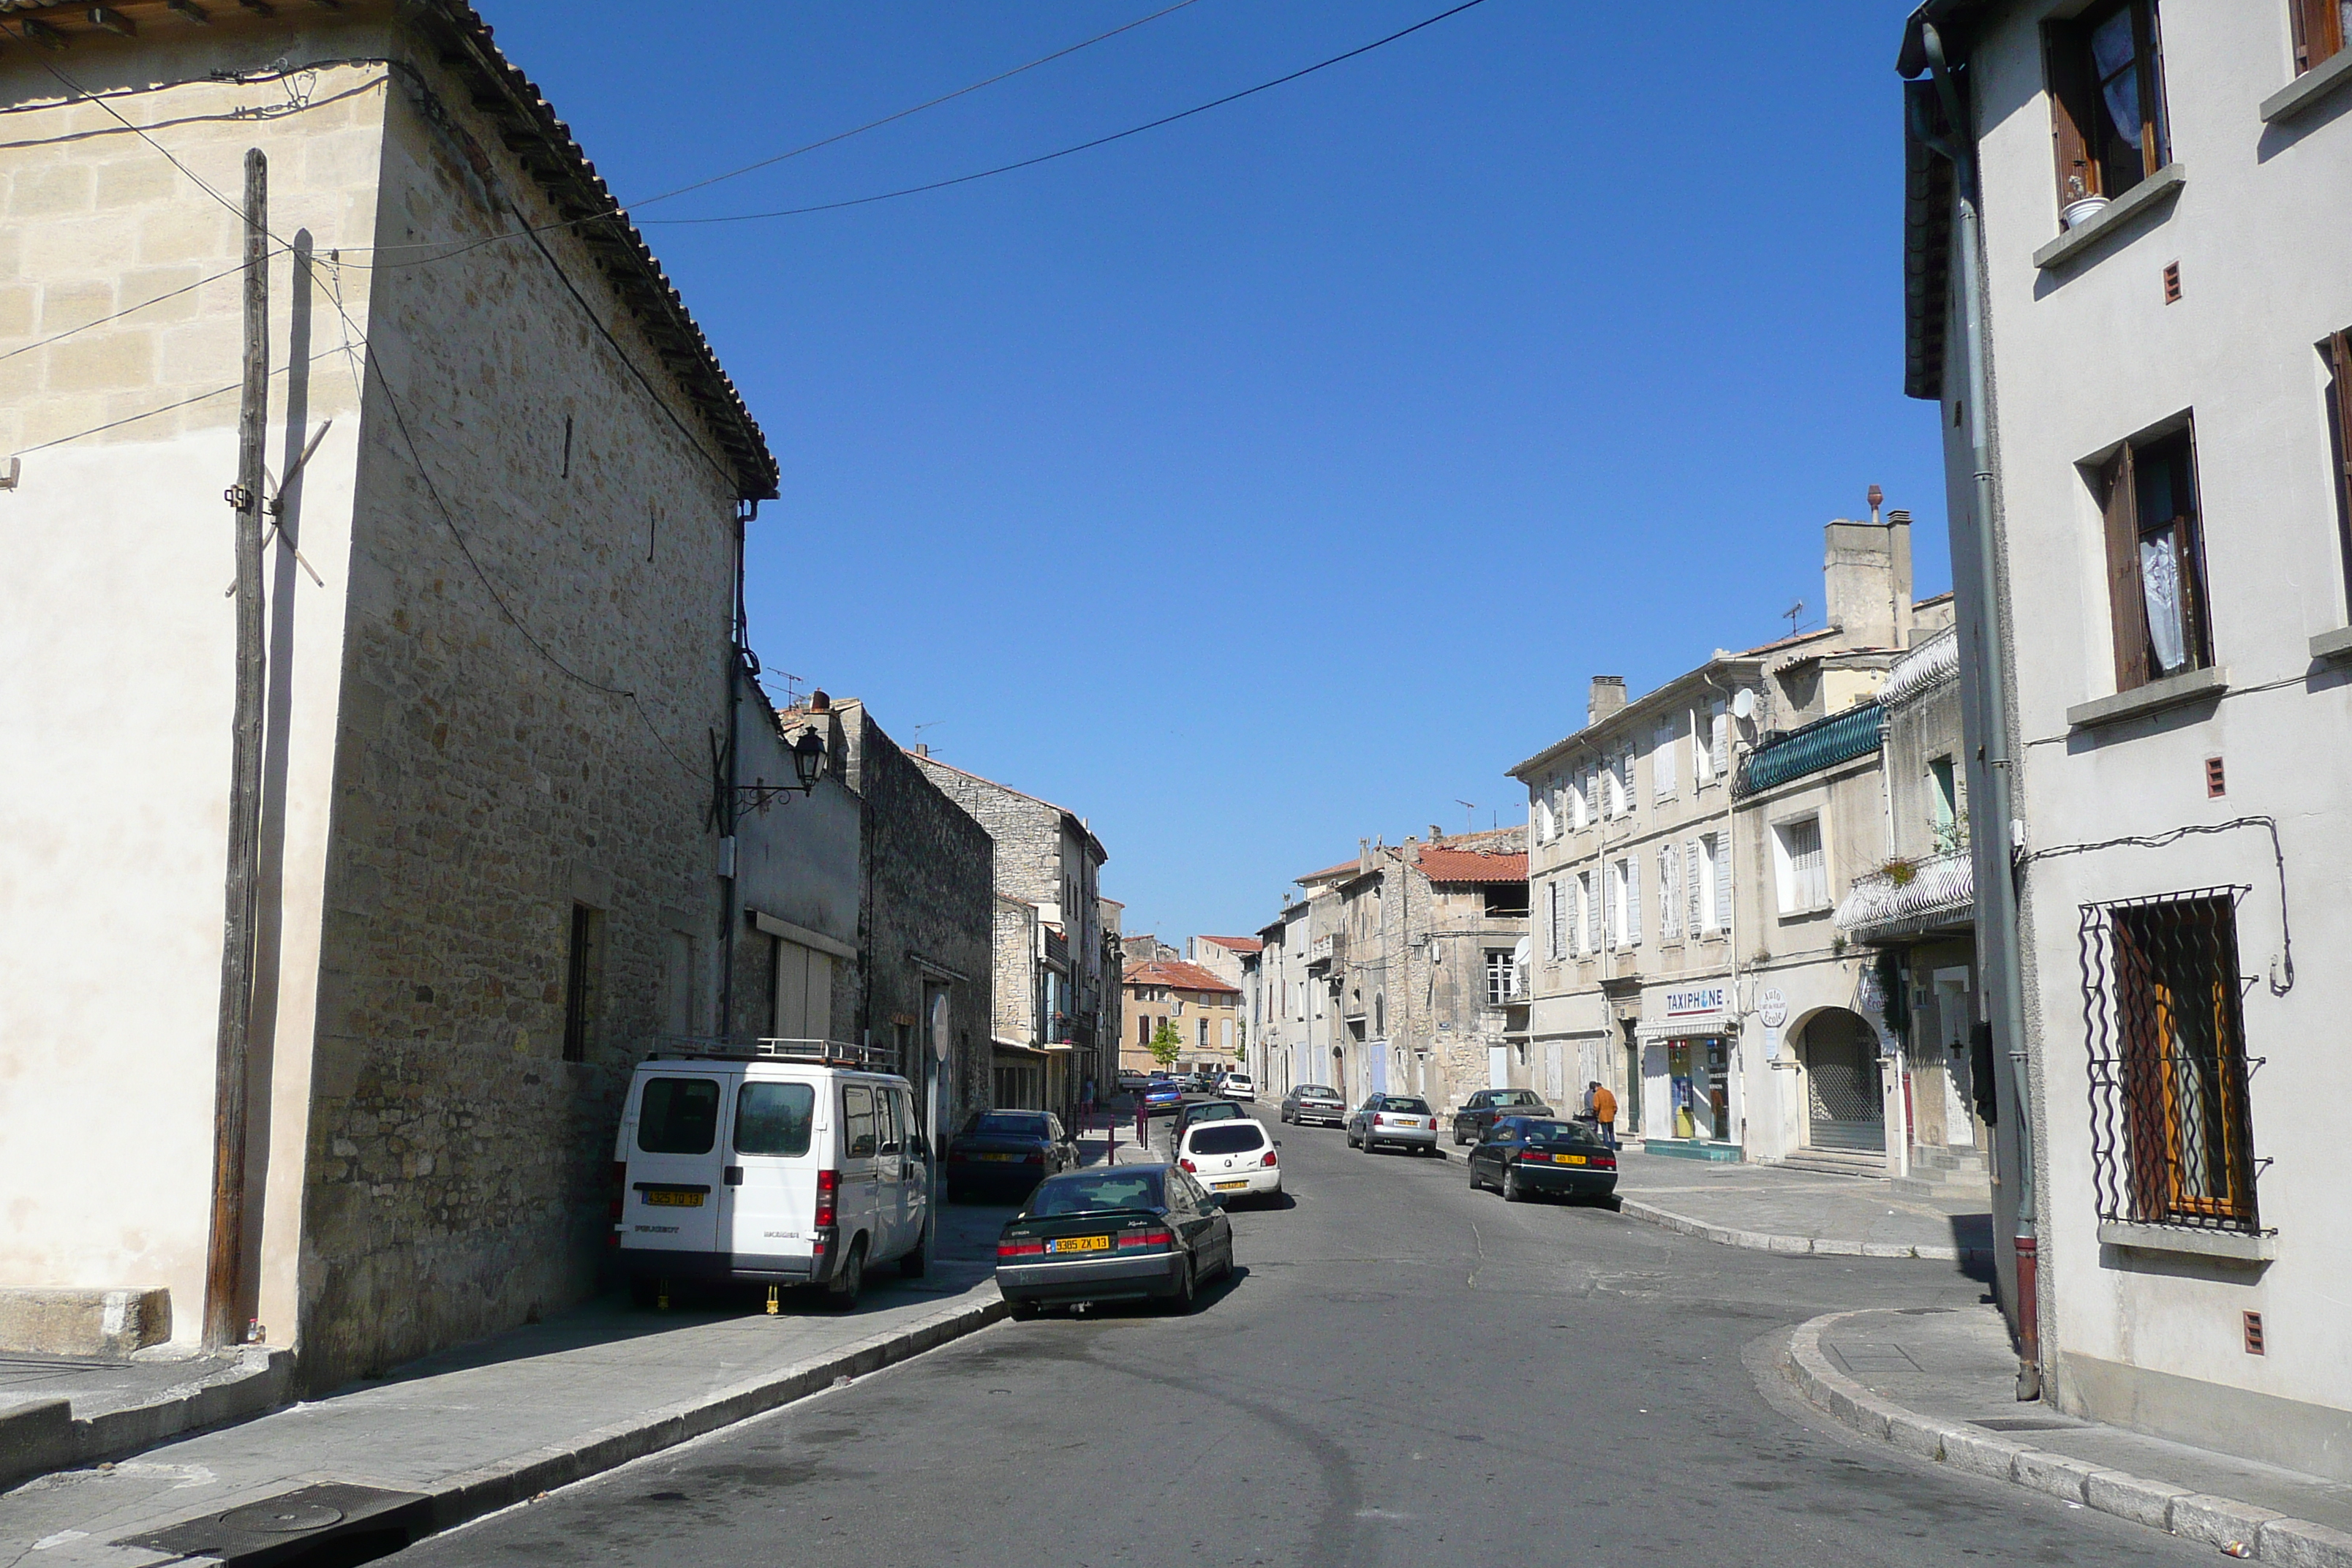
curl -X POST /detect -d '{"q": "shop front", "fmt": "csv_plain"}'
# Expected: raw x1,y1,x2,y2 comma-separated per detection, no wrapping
1636,984,1742,1161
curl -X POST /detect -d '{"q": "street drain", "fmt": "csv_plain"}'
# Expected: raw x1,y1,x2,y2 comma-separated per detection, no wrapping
125,1482,430,1568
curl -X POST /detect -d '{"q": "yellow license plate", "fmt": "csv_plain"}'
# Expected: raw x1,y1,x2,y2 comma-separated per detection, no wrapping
644,1189,704,1207
1046,1235,1110,1254
1553,1154,1587,1165
1213,1180,1249,1191
976,1153,1018,1162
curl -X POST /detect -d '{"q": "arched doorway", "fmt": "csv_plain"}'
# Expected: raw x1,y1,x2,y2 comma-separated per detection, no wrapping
1800,1009,1885,1153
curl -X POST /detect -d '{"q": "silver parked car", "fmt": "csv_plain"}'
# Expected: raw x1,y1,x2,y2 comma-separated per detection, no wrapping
1279,1083,1348,1127
1346,1093,1440,1155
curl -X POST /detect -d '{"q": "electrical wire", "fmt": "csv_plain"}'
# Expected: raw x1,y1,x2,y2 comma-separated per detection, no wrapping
627,0,1207,213
8,340,349,458
643,0,1492,228
0,255,268,367
2020,816,2295,995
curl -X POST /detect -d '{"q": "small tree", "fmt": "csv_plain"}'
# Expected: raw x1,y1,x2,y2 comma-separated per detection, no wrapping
1147,1019,1183,1069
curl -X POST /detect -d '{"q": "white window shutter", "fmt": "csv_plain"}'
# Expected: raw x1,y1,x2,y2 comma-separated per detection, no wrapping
1586,871,1601,952
1711,706,1730,780
1659,844,1680,939
1714,833,1733,931
1625,856,1642,946
1654,723,1676,798
1686,839,1705,933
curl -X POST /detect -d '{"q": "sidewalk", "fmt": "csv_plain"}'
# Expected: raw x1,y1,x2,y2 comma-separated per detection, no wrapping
1606,1148,1994,1264
1,1202,1016,1568
1785,1303,2352,1566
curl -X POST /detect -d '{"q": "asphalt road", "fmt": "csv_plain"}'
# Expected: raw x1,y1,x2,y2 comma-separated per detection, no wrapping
398,1112,2209,1568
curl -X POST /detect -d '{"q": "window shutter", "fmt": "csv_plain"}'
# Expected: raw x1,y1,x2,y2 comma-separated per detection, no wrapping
1686,840,1705,933
2101,442,2152,693
1584,872,1599,953
1713,834,1733,932
2043,18,2097,203
1625,856,1642,946
1710,705,1729,780
1658,845,1679,940
2293,0,2348,73
1654,723,1676,799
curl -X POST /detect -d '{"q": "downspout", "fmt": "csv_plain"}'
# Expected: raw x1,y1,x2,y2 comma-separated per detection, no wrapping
1699,668,1742,1150
1917,24,2042,1401
717,498,754,1039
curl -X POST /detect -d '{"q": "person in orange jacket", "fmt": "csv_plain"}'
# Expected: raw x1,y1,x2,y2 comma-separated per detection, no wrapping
1590,1080,1619,1150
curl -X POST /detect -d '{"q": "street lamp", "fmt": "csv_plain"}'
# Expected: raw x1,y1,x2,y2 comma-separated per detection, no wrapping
790,725,826,793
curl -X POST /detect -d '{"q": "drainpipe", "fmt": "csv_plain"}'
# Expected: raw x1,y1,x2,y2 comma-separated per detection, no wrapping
1917,24,2042,1401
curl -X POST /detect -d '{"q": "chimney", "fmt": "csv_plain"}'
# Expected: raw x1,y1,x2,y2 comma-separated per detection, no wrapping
915,742,928,758
1588,676,1627,728
1823,507,1913,651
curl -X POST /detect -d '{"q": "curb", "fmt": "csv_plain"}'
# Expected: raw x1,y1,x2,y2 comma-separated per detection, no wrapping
1784,1310,2352,1568
0,1346,293,1490
1618,1200,1994,1267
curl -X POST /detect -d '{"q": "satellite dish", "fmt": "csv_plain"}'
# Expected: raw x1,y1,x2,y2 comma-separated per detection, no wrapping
1731,687,1757,722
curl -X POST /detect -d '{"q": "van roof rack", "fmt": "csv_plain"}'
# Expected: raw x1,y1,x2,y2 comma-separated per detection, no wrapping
647,1035,902,1071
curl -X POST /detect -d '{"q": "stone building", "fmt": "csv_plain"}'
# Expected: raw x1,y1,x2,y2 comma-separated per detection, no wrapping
1247,900,1316,1098
1831,627,1988,1197
1184,934,1261,991
0,1,774,1385
1509,514,1950,1165
1287,829,1527,1113
1120,934,1181,966
911,756,1111,1124
1898,0,2352,1472
1120,959,1243,1078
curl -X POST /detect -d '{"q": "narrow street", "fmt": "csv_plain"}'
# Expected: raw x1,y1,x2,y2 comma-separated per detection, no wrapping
396,1123,2203,1568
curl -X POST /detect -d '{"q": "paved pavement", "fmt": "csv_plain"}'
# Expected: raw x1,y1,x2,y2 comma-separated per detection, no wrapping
1790,1303,2352,1559
388,1115,2215,1568
1608,1149,1994,1259
0,1199,1019,1568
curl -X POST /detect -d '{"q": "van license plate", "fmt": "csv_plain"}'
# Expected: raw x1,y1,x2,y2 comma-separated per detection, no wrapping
1045,1235,1109,1254
644,1190,704,1207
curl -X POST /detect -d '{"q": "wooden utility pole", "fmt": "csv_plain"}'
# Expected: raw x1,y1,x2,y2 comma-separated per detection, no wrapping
205,148,268,1349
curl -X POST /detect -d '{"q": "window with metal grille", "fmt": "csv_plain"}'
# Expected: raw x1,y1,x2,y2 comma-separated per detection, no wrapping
2081,889,2264,1233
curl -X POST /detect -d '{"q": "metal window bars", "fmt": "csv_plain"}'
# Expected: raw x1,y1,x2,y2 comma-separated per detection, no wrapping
649,1035,901,1071
2079,887,2267,1235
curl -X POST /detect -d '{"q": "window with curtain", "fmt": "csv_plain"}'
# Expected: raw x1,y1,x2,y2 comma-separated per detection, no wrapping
2046,0,2169,211
2097,424,2212,692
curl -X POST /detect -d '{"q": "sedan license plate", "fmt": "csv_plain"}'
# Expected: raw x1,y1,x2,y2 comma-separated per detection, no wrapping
1213,1180,1249,1191
1552,1153,1587,1165
976,1153,1018,1162
1045,1235,1110,1254
643,1189,703,1207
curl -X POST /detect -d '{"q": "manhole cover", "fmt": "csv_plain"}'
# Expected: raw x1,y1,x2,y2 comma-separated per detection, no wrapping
220,1501,347,1534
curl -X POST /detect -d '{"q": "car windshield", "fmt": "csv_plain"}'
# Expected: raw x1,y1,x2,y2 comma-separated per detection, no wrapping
1028,1171,1165,1216
965,1112,1049,1139
1515,1119,1604,1146
1187,1123,1267,1155
1376,1096,1432,1114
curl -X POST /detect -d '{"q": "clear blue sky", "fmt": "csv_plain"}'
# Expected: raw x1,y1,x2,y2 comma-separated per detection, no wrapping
484,1,1944,947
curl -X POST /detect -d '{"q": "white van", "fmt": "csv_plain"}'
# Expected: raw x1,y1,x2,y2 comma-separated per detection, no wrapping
612,1039,930,1306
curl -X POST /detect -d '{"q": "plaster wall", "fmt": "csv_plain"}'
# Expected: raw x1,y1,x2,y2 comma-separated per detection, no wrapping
1960,0,2352,1451
0,37,392,1348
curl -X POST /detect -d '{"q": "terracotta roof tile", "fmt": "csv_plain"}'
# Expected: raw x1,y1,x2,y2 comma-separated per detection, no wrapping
1412,847,1527,884
1196,935,1264,953
1122,960,1241,995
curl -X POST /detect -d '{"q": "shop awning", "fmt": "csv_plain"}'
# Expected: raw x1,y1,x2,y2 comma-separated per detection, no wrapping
1637,1014,1732,1041
990,1036,1052,1058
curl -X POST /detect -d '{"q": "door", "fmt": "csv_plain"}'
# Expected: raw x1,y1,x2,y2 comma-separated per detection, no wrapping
837,1082,884,1260
871,1082,908,1260
1487,1044,1510,1090
723,1073,818,1266
625,1072,727,1257
1370,1047,1389,1095
1934,970,1977,1147
772,939,833,1044
1803,1011,1886,1153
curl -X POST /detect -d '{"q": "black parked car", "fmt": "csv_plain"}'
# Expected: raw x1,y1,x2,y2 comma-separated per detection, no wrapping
945,1110,1077,1201
995,1164,1234,1318
1451,1088,1553,1145
1464,1115,1618,1205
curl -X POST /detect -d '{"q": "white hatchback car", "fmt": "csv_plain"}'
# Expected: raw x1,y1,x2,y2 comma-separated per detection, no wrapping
1177,1117,1281,1205
1219,1073,1256,1101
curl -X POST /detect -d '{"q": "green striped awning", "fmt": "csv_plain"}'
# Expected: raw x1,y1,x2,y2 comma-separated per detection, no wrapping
1733,703,1885,799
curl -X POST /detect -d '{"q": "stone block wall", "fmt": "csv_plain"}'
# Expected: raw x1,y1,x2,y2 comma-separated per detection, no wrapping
299,47,747,1390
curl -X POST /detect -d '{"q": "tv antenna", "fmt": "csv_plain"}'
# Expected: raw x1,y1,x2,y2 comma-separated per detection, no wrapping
1454,799,1477,834
1782,600,1805,637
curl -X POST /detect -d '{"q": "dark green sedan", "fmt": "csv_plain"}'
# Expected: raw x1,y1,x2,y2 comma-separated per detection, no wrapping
995,1164,1233,1318
1465,1115,1619,1205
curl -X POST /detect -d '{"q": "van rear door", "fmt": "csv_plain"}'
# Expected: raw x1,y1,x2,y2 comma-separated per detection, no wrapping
625,1071,727,1256
722,1071,821,1270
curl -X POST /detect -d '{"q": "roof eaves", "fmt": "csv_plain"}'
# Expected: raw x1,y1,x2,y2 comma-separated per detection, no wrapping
1507,655,1763,780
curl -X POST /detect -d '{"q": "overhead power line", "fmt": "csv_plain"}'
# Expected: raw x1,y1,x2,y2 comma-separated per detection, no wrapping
642,0,1493,229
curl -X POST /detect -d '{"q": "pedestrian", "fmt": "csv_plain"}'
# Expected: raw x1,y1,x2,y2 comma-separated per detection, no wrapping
1590,1079,1618,1150
1080,1077,1096,1133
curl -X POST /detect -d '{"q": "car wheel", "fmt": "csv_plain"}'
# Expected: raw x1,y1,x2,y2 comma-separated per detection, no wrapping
1164,1259,1196,1315
1009,1298,1041,1321
825,1239,866,1307
1469,1161,1485,1191
1502,1169,1525,1204
900,1232,927,1279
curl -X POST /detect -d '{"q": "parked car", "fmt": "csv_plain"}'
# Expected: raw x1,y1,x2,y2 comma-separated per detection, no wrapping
944,1109,1076,1202
1177,1118,1281,1205
1190,1069,1220,1092
1346,1093,1440,1155
1279,1084,1348,1127
614,1040,927,1309
1141,1078,1185,1116
995,1164,1233,1318
1114,1070,1150,1094
1465,1115,1618,1205
1171,1096,1247,1151
1451,1088,1553,1145
1219,1073,1256,1101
